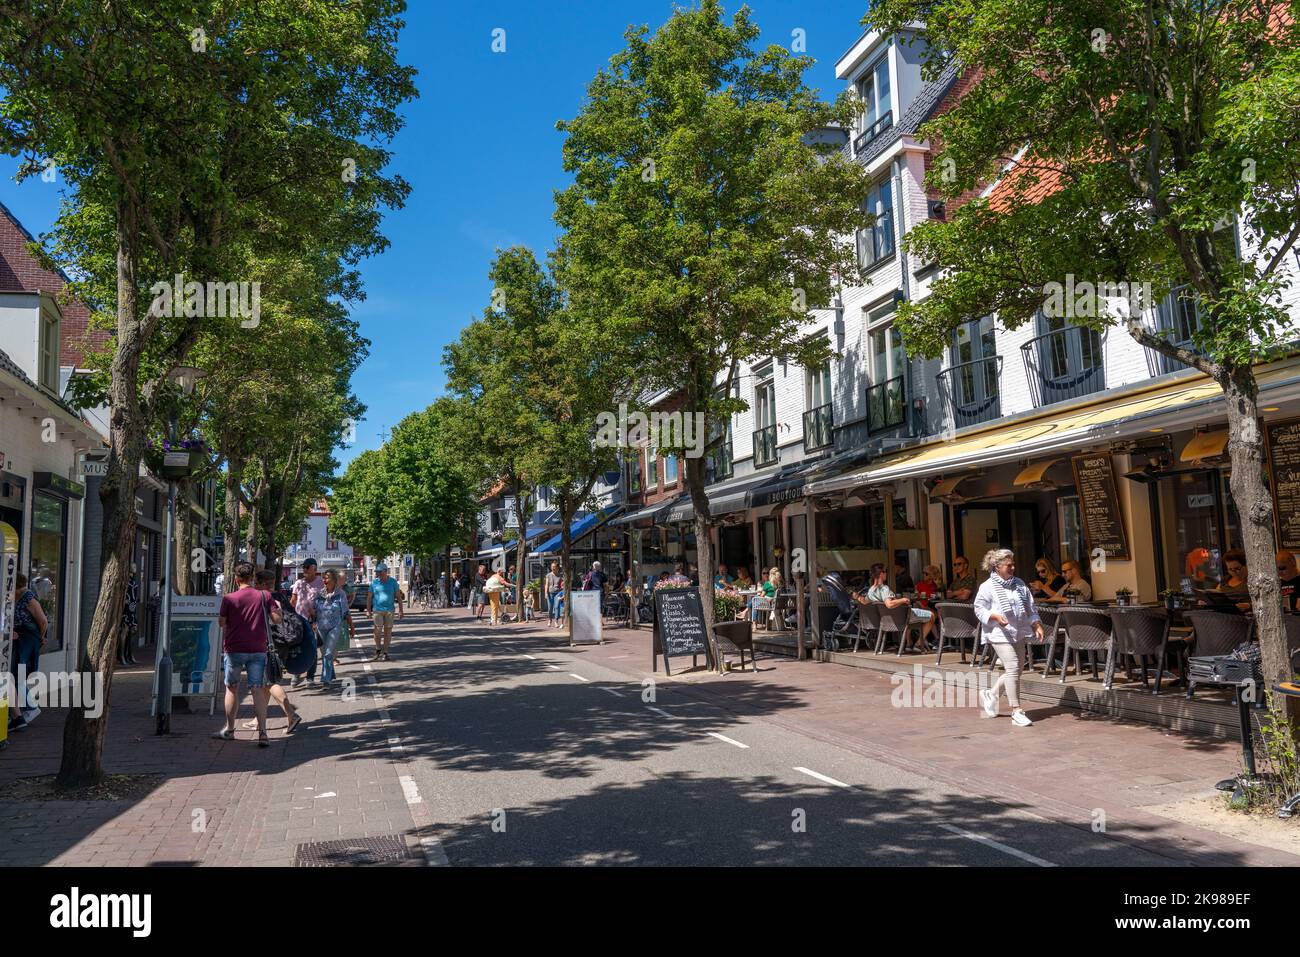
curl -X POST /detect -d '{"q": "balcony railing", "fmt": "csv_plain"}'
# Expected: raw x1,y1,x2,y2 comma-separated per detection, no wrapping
853,110,894,155
803,403,834,452
706,440,734,484
866,375,907,435
753,424,779,468
1020,326,1106,407
936,355,1003,429
1138,285,1204,376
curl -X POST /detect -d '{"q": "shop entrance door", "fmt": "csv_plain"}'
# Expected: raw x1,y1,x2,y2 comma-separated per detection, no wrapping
956,504,1040,582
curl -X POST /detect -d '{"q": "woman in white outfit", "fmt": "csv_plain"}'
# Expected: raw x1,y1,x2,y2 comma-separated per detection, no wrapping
973,548,1044,726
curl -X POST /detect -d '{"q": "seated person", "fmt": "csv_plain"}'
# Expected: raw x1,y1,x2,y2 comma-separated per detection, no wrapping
1216,549,1251,613
893,561,915,592
864,562,933,652
1278,550,1300,612
747,567,782,621
714,563,736,591
733,566,755,590
945,556,975,601
1028,557,1067,601
914,565,942,608
1044,558,1093,603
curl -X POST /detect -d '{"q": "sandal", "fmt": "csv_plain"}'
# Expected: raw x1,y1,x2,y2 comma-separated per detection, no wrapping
258,732,270,748
212,727,234,740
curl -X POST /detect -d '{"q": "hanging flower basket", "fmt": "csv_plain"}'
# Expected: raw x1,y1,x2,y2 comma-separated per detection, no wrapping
144,439,209,479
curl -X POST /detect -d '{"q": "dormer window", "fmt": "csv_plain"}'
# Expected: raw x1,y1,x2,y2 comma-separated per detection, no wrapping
39,308,59,392
854,55,893,154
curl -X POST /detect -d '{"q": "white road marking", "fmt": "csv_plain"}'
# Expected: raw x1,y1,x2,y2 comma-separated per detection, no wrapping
399,775,423,805
546,664,562,671
363,664,372,672
313,791,336,799
646,706,674,719
706,732,750,749
388,736,404,754
937,824,1057,867
609,655,631,659
793,767,850,788
522,654,537,660
597,686,625,697
569,673,590,682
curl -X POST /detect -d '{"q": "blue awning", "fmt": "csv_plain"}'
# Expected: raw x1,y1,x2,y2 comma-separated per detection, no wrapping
531,505,624,556
476,524,553,559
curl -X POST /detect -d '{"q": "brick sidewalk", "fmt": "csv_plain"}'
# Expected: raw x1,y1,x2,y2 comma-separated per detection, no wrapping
0,620,421,867
466,606,1300,866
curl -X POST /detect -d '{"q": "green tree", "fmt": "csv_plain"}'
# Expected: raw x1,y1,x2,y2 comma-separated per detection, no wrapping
870,0,1300,709
0,0,415,785
554,1,869,655
444,247,561,618
330,449,396,560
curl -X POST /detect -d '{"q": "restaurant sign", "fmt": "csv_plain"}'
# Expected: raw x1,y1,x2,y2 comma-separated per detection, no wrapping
1265,417,1300,552
1070,453,1130,562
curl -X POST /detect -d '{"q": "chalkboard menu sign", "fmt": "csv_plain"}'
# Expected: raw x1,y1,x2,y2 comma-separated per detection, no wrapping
652,588,710,674
569,590,602,646
1266,417,1300,552
1070,453,1131,561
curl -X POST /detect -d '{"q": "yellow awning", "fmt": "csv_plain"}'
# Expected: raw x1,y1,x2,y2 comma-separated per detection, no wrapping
1014,458,1061,487
930,476,967,498
808,355,1300,494
1179,429,1229,463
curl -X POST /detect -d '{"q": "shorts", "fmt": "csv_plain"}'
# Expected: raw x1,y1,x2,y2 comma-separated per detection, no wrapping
223,651,268,688
910,608,934,622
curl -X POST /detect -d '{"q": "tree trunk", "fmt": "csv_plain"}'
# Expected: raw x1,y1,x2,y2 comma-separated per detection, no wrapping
684,449,717,670
222,454,242,591
175,478,193,595
244,504,258,569
57,210,144,788
1221,369,1294,721
511,480,531,620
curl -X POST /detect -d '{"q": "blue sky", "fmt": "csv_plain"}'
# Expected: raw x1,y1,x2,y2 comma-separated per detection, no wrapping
0,1,866,467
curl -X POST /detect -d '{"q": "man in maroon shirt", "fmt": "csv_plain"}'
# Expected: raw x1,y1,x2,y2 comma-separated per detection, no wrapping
215,562,282,746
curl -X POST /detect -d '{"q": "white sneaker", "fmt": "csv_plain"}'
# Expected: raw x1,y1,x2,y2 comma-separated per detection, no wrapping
1011,710,1033,727
979,689,998,718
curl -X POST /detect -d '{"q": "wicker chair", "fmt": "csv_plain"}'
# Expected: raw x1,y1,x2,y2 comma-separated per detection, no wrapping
1185,611,1255,699
935,602,979,665
874,602,915,656
1058,607,1117,687
1026,605,1059,673
1108,607,1173,694
853,602,881,654
713,620,758,673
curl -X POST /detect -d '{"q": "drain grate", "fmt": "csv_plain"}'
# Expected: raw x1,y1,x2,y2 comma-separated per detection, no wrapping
294,834,414,867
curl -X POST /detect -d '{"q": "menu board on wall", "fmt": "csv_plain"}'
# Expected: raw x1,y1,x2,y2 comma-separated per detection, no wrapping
1070,453,1131,561
1265,417,1300,552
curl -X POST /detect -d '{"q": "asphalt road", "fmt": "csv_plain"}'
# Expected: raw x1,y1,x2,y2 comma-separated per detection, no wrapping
351,612,1181,867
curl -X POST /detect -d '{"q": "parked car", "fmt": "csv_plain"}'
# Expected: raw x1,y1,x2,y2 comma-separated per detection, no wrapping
348,582,370,610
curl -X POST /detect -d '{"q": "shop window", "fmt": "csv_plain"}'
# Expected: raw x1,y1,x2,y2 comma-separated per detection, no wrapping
30,492,66,653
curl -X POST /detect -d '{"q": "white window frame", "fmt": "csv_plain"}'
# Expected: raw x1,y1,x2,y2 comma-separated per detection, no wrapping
39,308,59,392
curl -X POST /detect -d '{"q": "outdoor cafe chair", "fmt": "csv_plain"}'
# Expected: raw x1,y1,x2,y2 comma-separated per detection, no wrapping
853,602,881,654
1185,611,1255,699
874,602,915,656
934,602,979,665
1057,607,1117,687
1107,607,1174,694
1032,606,1061,674
713,620,758,673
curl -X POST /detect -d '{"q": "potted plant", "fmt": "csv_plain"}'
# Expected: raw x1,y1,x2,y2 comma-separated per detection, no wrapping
1158,588,1182,612
1114,586,1134,607
1063,587,1081,605
713,591,745,623
144,437,209,479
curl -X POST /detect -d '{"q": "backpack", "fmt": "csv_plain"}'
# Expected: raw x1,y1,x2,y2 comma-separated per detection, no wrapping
271,603,306,657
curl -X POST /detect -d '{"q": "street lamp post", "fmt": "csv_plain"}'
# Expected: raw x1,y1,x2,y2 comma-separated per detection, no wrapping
153,366,207,735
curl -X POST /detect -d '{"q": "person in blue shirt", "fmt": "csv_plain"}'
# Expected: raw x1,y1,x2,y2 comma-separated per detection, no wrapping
365,562,404,661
